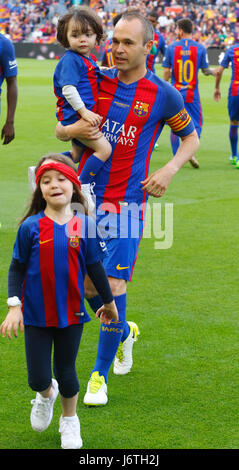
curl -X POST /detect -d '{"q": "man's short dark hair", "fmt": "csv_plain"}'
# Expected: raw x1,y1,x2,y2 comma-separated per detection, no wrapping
176,18,193,34
119,10,154,44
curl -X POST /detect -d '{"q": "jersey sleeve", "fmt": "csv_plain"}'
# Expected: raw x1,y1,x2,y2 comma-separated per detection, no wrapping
12,221,32,265
1,37,17,77
220,50,230,68
162,46,172,68
57,53,83,88
86,216,108,265
200,46,209,69
163,82,195,136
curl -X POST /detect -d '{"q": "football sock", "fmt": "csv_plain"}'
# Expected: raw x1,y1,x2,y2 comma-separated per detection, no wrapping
229,124,238,157
61,151,73,160
170,131,180,155
91,293,127,383
79,154,105,184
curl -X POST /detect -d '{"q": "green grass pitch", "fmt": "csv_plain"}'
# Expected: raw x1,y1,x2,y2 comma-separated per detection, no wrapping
0,59,238,450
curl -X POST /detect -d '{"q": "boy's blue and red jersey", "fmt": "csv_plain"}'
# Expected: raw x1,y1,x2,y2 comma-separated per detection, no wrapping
78,69,195,218
162,38,209,103
146,30,166,73
0,33,17,95
220,44,239,97
53,50,100,125
12,212,106,328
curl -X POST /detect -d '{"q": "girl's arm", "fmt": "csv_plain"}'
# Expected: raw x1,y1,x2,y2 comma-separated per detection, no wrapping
0,258,26,339
86,261,118,324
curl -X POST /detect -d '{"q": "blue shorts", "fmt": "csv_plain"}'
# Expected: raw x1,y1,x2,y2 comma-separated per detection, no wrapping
96,210,144,281
185,101,203,138
228,95,239,121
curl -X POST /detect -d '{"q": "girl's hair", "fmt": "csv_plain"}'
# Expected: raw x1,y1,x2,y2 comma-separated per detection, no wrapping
19,153,87,224
57,6,104,48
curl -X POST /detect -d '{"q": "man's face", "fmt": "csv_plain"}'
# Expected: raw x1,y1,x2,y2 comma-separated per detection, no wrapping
112,18,152,73
148,15,157,29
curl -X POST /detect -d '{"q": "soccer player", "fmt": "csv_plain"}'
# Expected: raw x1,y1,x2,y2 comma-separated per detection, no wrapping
101,13,123,67
214,43,239,168
56,11,199,406
147,11,166,73
162,18,216,168
0,33,18,145
0,153,118,449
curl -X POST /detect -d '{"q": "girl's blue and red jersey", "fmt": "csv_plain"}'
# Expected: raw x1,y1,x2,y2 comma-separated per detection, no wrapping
12,212,106,328
220,44,239,97
53,49,100,125
162,38,209,104
78,68,195,218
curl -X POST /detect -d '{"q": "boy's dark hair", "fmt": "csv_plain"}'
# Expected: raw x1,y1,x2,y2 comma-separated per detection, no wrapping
176,18,193,34
57,6,104,48
20,153,86,224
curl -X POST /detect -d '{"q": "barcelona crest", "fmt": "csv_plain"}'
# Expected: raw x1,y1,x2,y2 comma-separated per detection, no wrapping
134,101,149,117
69,236,80,248
178,109,188,122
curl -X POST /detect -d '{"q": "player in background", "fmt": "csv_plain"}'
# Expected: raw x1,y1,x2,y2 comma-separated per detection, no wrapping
214,42,239,168
162,18,217,168
0,153,118,449
146,11,166,73
101,13,123,67
56,11,200,407
0,33,18,145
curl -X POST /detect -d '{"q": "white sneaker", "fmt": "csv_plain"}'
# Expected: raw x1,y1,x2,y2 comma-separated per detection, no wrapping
80,183,95,214
83,371,108,406
59,415,83,449
28,166,36,193
113,321,140,375
30,378,59,432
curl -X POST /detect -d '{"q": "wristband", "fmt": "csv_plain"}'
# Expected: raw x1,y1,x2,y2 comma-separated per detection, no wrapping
7,296,22,307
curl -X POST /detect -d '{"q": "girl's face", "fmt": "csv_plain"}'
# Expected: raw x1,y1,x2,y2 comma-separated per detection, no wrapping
67,18,97,56
40,164,74,211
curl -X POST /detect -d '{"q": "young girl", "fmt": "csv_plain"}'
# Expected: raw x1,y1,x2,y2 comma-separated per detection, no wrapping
0,153,118,449
53,7,112,207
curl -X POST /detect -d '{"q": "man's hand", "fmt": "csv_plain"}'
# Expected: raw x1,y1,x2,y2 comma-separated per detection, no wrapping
1,121,15,144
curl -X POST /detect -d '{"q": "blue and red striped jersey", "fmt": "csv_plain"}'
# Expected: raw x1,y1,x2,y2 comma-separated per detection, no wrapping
53,49,101,125
0,33,17,94
220,44,239,96
101,39,115,67
12,212,106,328
146,30,166,73
162,38,209,103
78,69,195,218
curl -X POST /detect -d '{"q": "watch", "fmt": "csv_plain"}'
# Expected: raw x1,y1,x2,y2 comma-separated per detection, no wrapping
7,296,22,307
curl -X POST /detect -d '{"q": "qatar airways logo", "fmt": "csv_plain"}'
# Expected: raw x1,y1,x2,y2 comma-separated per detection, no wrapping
101,119,138,147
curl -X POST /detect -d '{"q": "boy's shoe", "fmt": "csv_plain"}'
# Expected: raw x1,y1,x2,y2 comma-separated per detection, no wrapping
80,183,95,214
28,166,36,193
83,371,108,406
236,159,239,169
113,321,140,375
30,378,59,432
189,156,200,168
59,415,83,449
232,156,237,165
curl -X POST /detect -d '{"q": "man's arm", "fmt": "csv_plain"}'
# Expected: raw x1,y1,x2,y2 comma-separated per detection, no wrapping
141,129,200,197
214,65,224,102
163,67,171,82
1,75,18,145
201,67,217,76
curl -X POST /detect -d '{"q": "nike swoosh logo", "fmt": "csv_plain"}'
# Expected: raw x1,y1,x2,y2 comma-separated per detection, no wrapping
89,172,96,176
39,238,53,245
116,264,129,270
